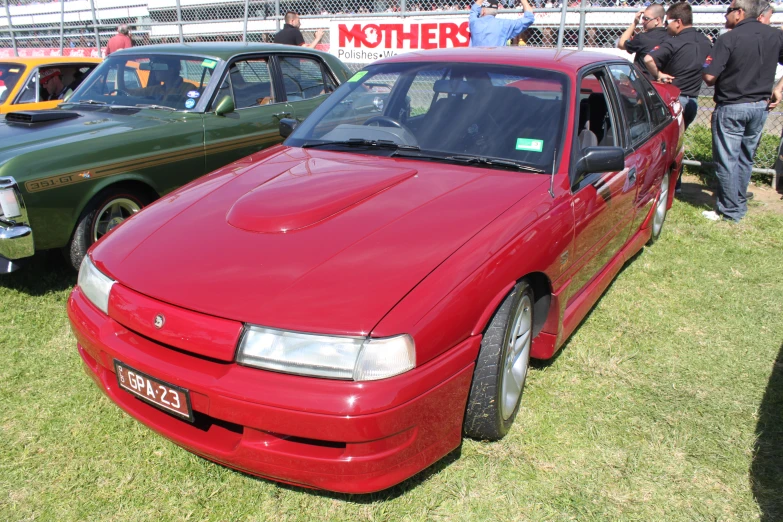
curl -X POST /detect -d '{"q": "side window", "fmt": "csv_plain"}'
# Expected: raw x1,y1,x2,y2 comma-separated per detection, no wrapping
279,56,328,101
16,70,39,104
608,64,651,146
123,69,141,90
638,74,670,128
229,58,275,109
576,71,616,151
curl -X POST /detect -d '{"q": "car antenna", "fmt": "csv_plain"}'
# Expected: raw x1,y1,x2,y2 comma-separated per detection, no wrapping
549,148,556,198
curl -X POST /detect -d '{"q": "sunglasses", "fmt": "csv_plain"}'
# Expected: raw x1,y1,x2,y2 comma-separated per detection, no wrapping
725,6,741,16
641,15,658,22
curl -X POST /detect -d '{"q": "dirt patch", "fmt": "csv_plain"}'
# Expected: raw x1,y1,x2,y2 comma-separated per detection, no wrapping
678,174,783,215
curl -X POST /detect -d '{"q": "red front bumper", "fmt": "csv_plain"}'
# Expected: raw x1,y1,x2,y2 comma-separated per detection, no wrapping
67,287,479,494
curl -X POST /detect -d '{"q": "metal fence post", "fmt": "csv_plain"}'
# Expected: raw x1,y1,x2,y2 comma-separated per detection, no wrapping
3,0,17,57
242,0,249,42
275,0,280,32
401,0,407,18
577,0,586,50
556,0,567,50
89,0,101,54
59,0,65,55
175,0,184,44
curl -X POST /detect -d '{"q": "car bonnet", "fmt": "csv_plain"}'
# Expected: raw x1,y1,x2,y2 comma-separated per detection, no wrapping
92,146,548,337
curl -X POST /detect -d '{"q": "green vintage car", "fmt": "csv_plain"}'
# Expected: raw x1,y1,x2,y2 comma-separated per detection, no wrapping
0,43,351,272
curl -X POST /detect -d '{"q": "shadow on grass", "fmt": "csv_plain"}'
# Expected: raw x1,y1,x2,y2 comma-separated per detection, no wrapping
0,250,76,296
751,343,783,522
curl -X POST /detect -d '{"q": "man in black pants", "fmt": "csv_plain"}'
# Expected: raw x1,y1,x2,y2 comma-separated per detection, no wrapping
618,3,670,80
644,2,712,192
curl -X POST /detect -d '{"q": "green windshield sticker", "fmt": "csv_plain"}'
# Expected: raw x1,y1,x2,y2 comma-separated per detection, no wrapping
516,138,544,152
201,59,218,69
348,70,368,82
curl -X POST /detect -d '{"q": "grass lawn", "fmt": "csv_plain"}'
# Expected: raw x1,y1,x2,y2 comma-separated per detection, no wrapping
1,185,782,521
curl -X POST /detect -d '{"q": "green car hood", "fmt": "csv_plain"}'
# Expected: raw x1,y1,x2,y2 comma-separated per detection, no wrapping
0,108,195,170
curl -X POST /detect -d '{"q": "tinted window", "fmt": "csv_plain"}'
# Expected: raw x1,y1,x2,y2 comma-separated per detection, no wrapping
608,64,651,146
638,74,670,128
280,56,329,101
15,71,38,104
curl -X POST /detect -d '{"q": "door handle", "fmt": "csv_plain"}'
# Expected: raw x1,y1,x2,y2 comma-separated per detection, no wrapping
627,167,637,184
273,112,292,119
660,141,666,153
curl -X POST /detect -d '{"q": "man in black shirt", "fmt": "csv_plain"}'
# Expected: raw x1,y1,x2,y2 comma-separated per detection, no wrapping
702,0,783,222
644,2,711,191
273,11,324,48
618,4,670,80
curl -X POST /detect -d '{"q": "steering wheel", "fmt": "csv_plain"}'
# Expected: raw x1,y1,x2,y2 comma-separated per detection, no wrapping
107,88,131,97
363,115,405,129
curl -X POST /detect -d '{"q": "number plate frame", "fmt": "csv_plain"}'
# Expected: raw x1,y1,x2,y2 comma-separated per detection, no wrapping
114,360,194,423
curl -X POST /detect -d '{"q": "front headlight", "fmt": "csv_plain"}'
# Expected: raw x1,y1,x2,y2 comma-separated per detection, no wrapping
77,256,115,314
236,325,415,381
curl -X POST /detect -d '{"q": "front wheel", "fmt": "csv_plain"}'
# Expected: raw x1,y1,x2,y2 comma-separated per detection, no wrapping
464,281,534,440
68,188,149,271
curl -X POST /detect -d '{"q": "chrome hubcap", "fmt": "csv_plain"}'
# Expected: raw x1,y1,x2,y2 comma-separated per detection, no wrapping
501,293,532,420
92,198,140,242
653,174,669,236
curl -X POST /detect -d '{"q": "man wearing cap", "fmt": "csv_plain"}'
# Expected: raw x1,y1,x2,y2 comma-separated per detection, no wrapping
618,4,670,80
702,0,783,222
469,0,534,47
41,69,65,101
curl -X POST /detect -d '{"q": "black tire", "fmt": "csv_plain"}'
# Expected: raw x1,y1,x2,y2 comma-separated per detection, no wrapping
647,169,672,245
464,280,534,441
68,187,150,271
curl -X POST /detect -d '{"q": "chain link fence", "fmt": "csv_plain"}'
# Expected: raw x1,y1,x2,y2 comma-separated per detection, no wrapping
2,0,782,181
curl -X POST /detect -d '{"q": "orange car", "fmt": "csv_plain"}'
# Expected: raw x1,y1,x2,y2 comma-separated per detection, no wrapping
0,56,101,114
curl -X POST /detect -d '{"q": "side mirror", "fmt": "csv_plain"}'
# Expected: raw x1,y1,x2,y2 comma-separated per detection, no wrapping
279,118,298,138
575,146,625,176
214,95,235,117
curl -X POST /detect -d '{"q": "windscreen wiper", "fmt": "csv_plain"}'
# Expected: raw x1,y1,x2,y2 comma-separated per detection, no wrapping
391,149,545,173
136,104,177,111
301,138,420,151
73,100,108,105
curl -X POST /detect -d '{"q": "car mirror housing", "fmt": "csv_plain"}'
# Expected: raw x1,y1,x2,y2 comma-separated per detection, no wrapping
575,146,625,177
279,118,298,138
214,95,235,117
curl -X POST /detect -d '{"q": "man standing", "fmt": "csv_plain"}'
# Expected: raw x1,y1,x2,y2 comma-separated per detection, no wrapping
273,12,325,48
105,25,132,56
469,0,534,47
702,0,783,222
618,4,669,80
644,2,711,191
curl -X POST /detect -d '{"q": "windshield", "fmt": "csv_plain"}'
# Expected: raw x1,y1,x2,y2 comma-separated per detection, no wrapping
287,62,568,172
69,53,218,111
0,63,26,104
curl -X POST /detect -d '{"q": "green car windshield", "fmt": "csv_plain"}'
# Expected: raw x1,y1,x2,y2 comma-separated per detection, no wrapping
0,63,26,104
68,53,218,111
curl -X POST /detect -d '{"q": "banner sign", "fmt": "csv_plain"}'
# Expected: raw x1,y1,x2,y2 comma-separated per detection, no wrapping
328,17,470,63
0,47,101,59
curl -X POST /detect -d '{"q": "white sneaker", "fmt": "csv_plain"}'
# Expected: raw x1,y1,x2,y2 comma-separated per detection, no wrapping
702,210,721,221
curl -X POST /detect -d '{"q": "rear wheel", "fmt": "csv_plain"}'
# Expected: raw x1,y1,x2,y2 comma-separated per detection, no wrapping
648,171,671,245
464,281,534,440
68,188,150,271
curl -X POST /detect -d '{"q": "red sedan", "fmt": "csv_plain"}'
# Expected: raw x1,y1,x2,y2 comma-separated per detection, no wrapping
68,48,684,494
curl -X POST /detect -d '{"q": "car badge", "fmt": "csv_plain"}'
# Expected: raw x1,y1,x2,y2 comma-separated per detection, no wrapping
154,314,165,329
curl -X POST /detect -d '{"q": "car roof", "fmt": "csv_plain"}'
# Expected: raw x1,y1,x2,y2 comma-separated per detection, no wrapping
376,47,627,75
0,56,102,66
109,42,331,62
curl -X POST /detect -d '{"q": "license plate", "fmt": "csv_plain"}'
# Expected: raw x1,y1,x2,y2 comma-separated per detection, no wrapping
114,360,193,422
